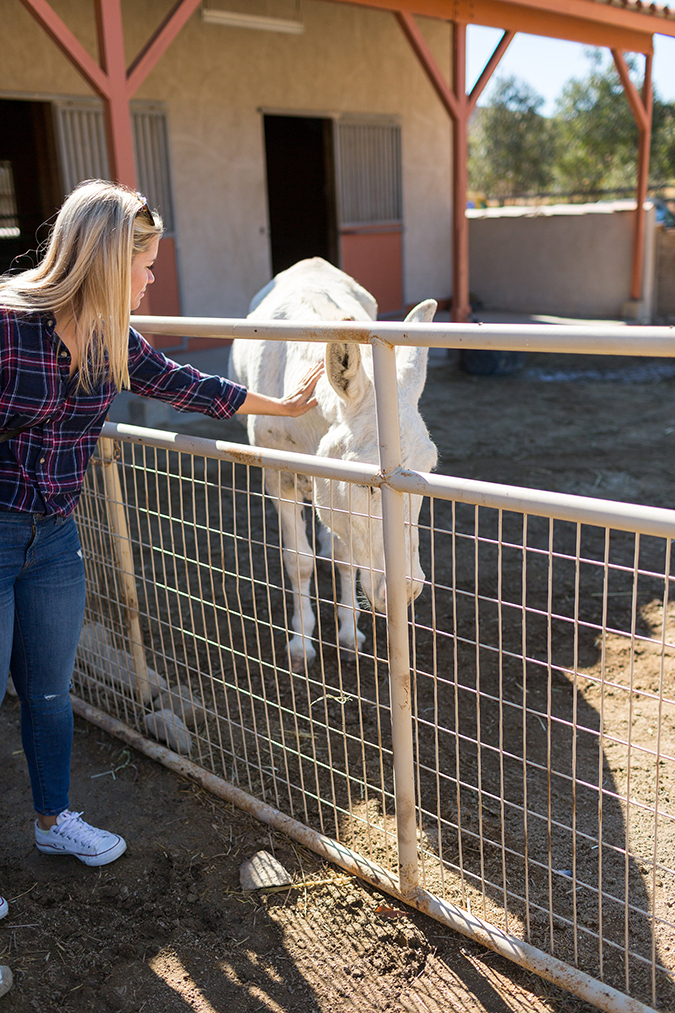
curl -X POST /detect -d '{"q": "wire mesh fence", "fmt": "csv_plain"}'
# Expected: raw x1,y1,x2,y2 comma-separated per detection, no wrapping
71,420,675,1012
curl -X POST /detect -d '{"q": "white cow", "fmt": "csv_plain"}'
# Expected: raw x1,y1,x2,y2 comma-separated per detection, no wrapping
229,257,437,670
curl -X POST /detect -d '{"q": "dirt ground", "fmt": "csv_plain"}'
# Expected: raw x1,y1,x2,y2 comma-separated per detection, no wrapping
3,343,675,1012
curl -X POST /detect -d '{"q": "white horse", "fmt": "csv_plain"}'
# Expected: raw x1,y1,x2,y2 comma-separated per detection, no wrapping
229,258,437,670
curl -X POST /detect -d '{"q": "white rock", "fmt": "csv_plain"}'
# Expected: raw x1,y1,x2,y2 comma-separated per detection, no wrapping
0,965,13,998
78,622,167,698
154,683,205,728
240,850,292,891
144,708,193,755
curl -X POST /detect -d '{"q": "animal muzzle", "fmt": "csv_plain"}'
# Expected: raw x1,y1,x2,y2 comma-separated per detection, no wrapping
361,571,425,613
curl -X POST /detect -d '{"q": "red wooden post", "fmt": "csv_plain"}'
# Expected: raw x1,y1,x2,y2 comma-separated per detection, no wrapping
451,22,471,323
94,0,137,188
612,48,653,305
632,53,653,302
395,13,513,324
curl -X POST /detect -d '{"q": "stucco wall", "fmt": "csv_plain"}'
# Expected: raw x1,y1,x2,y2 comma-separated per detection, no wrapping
0,0,452,316
657,227,675,320
468,202,656,320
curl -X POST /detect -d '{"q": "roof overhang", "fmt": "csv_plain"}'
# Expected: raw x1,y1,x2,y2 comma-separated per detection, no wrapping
329,0,675,53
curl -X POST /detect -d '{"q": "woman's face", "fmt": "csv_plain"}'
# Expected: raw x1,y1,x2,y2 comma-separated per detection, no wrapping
130,236,160,310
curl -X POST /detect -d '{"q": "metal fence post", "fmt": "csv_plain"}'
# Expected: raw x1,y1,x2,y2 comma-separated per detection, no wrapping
371,337,419,897
98,437,153,707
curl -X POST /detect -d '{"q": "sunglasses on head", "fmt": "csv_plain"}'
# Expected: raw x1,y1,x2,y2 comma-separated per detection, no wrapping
136,199,155,227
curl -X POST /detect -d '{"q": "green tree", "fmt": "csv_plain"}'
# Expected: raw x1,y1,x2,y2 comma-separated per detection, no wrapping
469,75,557,200
553,51,675,195
651,99,675,185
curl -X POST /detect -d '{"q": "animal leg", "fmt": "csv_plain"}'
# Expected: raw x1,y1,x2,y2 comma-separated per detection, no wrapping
332,535,366,656
275,482,317,671
316,520,333,560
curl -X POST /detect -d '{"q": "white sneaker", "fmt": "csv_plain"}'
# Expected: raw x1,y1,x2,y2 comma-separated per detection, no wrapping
35,810,127,867
0,897,7,919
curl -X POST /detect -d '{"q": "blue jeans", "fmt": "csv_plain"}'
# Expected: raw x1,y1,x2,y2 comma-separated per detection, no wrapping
0,510,85,815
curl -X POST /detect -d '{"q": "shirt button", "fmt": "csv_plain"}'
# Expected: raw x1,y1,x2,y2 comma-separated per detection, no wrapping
60,350,68,358
40,458,45,464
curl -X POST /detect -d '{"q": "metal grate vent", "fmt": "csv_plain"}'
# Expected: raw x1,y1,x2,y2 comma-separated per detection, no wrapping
54,103,109,195
335,122,402,227
53,100,175,233
132,106,175,234
0,160,20,237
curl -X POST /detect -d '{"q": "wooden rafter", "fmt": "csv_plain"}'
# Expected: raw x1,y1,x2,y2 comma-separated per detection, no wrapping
18,0,203,185
394,12,460,119
17,0,109,97
611,50,654,302
126,0,203,96
468,29,515,114
394,14,515,319
331,0,662,49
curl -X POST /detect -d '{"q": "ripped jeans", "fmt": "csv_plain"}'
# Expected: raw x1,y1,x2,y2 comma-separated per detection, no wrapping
0,510,85,815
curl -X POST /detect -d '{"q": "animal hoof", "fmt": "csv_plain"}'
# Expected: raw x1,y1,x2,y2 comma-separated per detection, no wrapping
339,628,366,653
288,645,316,672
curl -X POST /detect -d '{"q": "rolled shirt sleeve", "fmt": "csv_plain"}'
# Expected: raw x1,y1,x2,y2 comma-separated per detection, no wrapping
127,326,247,418
0,313,249,516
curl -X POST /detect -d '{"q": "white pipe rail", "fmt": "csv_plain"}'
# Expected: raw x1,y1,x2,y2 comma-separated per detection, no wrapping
82,313,675,1013
371,338,419,896
71,694,660,1013
101,423,675,541
133,313,675,355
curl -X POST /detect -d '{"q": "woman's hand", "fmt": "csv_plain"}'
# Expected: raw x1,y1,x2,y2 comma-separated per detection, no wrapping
236,362,324,417
278,362,324,415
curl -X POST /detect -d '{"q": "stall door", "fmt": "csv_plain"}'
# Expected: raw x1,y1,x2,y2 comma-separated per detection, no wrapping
0,99,62,275
263,114,338,276
335,121,403,316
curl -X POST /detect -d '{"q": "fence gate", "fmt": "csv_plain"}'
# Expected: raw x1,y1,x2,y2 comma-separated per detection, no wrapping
72,318,675,1013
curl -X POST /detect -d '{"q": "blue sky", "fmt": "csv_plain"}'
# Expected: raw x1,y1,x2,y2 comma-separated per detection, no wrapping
467,26,675,115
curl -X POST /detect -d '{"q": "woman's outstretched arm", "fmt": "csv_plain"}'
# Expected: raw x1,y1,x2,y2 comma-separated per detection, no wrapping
236,363,324,417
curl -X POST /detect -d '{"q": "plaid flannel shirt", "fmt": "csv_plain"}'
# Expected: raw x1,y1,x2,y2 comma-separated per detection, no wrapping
0,309,247,516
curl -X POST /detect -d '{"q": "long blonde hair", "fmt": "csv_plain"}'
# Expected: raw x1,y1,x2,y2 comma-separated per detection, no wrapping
0,179,164,391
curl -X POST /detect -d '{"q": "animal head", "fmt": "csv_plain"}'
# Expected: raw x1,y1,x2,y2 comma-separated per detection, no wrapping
314,298,438,613
248,257,377,322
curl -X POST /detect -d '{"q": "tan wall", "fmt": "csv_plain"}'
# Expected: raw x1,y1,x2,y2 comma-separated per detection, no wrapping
0,0,452,317
467,203,657,320
657,227,675,320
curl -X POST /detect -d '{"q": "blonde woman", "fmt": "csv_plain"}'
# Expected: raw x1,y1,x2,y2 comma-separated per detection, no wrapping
0,181,321,962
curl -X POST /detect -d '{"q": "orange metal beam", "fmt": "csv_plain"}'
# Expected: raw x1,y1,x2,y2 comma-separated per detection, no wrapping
394,12,460,119
452,23,471,322
468,28,515,114
395,13,513,321
332,0,656,51
612,48,649,132
126,0,203,96
612,50,653,302
17,0,109,96
19,0,203,188
94,0,136,186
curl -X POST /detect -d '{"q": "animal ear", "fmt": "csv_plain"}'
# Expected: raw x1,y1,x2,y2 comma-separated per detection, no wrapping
325,341,367,405
396,299,437,401
405,299,437,325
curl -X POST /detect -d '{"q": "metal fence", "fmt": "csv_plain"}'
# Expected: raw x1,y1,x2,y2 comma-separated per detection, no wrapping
72,318,675,1013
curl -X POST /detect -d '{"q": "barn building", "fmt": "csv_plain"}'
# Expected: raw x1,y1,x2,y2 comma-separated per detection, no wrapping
0,0,674,351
